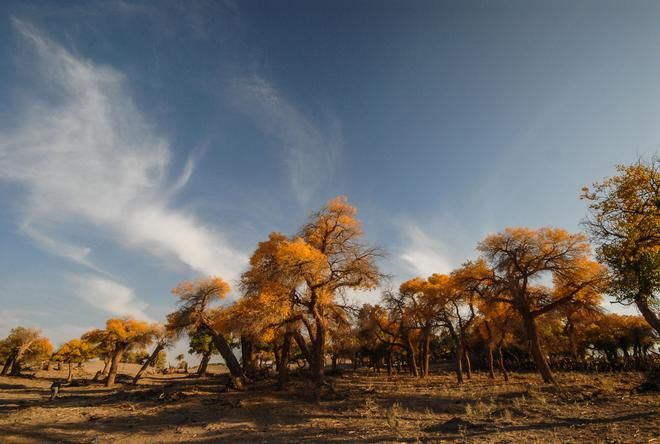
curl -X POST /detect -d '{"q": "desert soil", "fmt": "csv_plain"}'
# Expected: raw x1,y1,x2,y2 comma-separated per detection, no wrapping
0,363,658,443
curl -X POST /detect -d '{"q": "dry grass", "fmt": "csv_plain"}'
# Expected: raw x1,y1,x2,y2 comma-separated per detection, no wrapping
0,366,658,443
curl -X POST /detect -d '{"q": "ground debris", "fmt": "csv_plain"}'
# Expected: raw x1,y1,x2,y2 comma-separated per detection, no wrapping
424,416,496,434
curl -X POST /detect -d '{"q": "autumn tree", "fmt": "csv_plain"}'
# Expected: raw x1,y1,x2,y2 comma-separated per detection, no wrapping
237,232,309,384
476,300,516,381
133,323,176,384
0,327,52,376
475,227,608,383
188,326,217,376
418,272,480,383
356,304,400,374
381,289,423,376
53,339,94,382
239,197,382,389
84,318,153,386
167,277,245,382
81,328,114,381
582,157,660,334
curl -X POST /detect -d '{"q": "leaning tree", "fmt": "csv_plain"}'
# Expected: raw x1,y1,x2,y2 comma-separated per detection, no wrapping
582,156,660,335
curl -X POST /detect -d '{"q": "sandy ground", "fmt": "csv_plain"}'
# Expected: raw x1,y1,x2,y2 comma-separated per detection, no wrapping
0,364,658,443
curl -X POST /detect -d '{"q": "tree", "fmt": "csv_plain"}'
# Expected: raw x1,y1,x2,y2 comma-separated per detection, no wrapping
357,304,404,375
239,197,382,389
582,157,660,335
427,271,479,383
476,300,516,381
238,232,313,386
280,196,382,386
133,323,176,384
84,318,153,386
188,326,217,376
175,353,188,372
81,328,115,381
0,327,52,376
53,339,94,382
475,227,608,383
167,277,245,382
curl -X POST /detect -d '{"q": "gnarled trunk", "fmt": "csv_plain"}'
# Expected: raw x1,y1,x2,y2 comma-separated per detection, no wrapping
133,343,165,384
522,313,554,384
487,346,495,379
106,348,124,387
293,331,312,366
203,321,245,382
635,292,660,336
278,332,292,388
421,330,431,377
497,343,509,382
463,348,472,379
405,334,419,377
241,336,256,378
1,352,16,376
197,351,211,376
310,317,326,385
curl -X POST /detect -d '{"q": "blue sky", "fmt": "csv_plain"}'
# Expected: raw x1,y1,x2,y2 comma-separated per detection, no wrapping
0,1,658,356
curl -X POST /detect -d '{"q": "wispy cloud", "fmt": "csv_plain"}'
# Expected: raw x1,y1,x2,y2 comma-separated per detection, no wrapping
231,75,341,205
66,274,152,321
20,220,117,278
398,221,454,277
0,19,247,280
395,214,476,279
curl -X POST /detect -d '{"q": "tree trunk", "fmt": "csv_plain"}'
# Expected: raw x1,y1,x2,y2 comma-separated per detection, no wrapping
497,344,509,382
133,343,164,385
454,340,464,384
10,359,22,376
278,332,292,388
198,351,211,376
405,334,419,377
67,362,73,382
203,322,245,382
331,354,338,373
386,349,393,376
1,353,15,376
241,336,256,378
93,357,110,382
292,331,312,367
310,317,326,385
422,332,431,377
487,346,495,379
635,292,660,336
106,349,124,387
522,313,555,384
463,348,472,379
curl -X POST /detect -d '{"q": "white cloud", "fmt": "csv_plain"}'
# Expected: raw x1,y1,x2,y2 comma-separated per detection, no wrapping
67,274,152,321
231,75,341,205
20,220,117,278
398,221,454,278
0,19,247,280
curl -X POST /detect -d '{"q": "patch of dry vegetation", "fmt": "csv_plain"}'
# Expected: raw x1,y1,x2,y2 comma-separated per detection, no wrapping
0,367,657,443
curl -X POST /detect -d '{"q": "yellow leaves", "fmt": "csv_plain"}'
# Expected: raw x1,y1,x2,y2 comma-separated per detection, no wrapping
54,339,93,363
172,277,231,302
275,237,329,285
104,318,153,346
399,277,428,295
553,258,608,306
303,195,363,253
30,337,53,359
